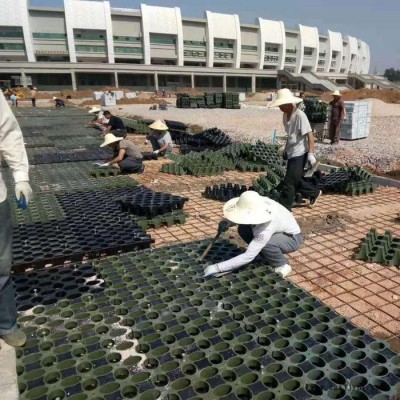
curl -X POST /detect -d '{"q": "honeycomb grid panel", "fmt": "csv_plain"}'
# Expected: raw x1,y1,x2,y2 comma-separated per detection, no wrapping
15,240,400,400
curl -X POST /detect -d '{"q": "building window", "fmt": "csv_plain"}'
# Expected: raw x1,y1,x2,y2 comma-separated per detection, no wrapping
319,52,326,57
0,43,25,50
214,52,233,59
0,31,24,38
264,55,279,63
285,57,296,63
214,41,234,49
265,45,279,53
150,35,176,45
33,32,67,39
184,50,206,57
75,45,106,53
286,48,296,54
263,65,277,70
114,47,142,54
304,47,313,56
184,40,206,47
113,36,141,43
242,45,257,52
74,33,105,41
318,60,325,66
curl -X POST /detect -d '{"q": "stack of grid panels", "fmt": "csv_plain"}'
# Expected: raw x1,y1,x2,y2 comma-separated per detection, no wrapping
340,101,372,140
223,92,240,109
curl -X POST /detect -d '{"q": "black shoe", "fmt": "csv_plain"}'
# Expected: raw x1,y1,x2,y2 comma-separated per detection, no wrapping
138,165,145,174
309,190,322,208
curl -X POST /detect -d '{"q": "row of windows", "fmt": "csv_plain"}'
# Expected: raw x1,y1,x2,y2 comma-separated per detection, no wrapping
184,40,206,47
33,32,67,39
214,52,233,59
265,55,279,62
75,45,106,53
114,47,142,54
0,43,25,50
114,36,141,43
285,57,296,63
215,42,234,49
265,46,279,53
150,37,176,45
184,50,206,57
0,31,23,38
242,45,257,52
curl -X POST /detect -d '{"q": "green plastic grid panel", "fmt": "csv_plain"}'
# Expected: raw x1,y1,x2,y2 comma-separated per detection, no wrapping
15,240,400,400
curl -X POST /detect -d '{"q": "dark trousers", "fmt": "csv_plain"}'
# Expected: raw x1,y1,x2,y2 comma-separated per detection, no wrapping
279,153,320,211
0,200,18,335
238,225,303,267
329,120,341,144
119,158,143,173
149,135,165,156
111,129,127,139
31,98,36,107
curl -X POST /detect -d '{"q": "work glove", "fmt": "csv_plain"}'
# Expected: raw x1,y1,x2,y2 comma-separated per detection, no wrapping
15,181,32,208
217,219,235,235
99,162,110,168
307,153,317,166
153,150,160,155
144,139,149,145
203,264,219,278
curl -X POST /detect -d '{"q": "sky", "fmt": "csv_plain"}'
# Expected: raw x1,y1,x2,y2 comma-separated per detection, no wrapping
30,0,400,73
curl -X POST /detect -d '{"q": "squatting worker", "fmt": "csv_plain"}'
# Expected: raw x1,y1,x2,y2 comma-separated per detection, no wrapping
100,133,144,174
102,111,127,138
204,191,303,279
329,90,346,145
0,91,33,348
52,96,65,107
30,87,37,107
269,88,321,211
146,120,173,156
87,106,109,132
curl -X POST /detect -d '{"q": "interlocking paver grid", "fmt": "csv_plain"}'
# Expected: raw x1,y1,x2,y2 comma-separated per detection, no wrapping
128,146,400,351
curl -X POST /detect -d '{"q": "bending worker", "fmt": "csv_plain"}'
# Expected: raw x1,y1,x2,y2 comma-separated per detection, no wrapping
269,88,321,211
204,191,303,278
100,133,144,174
87,106,109,132
0,91,33,348
102,111,127,138
146,120,173,156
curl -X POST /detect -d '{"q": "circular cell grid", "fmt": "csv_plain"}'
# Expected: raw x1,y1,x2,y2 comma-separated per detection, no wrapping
15,240,400,400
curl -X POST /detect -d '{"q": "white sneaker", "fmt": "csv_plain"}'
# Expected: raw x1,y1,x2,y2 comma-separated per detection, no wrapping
274,264,292,278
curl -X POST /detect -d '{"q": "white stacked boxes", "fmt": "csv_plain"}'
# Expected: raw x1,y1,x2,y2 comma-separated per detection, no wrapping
101,92,117,106
340,101,372,140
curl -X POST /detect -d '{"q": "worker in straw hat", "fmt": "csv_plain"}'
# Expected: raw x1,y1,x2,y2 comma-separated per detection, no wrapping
203,191,303,278
29,86,37,107
146,120,173,156
87,106,109,132
329,90,346,145
99,133,144,173
269,88,321,211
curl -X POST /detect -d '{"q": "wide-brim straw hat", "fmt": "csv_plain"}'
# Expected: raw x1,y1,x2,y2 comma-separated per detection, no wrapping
332,90,342,96
52,97,57,100
88,106,102,114
269,88,302,108
100,133,123,147
149,120,168,131
33,87,37,90
223,191,273,225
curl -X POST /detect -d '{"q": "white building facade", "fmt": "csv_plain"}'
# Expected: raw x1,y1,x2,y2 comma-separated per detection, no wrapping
0,0,372,91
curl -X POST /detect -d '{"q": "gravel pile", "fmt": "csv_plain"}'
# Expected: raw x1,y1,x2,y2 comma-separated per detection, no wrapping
316,117,400,172
110,103,399,173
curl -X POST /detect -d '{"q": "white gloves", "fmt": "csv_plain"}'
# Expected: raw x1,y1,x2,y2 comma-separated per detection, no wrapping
307,153,317,166
99,162,110,168
15,181,32,207
153,150,160,155
144,139,149,145
204,264,219,277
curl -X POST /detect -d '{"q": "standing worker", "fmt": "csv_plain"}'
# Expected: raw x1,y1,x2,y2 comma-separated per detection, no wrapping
329,90,346,145
0,91,33,348
146,120,173,156
269,89,321,210
30,87,37,107
99,133,144,174
203,191,303,278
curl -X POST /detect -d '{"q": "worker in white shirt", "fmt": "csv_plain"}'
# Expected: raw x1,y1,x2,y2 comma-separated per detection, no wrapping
0,91,32,348
204,191,303,278
87,106,109,132
269,89,321,211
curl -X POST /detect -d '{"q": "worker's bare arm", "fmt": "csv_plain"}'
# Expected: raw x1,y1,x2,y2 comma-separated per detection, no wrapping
307,131,315,153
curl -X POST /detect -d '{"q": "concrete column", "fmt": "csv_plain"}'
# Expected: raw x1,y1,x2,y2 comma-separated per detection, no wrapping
223,74,227,92
208,76,212,90
154,72,159,92
191,73,195,89
71,70,77,91
251,75,256,93
114,71,119,88
21,70,28,87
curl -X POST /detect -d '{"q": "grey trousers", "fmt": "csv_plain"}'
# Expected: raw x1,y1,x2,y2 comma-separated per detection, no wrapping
0,200,17,335
238,225,303,268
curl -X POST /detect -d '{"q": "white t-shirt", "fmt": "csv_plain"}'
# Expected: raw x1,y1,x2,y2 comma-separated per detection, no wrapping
216,199,301,272
283,108,311,159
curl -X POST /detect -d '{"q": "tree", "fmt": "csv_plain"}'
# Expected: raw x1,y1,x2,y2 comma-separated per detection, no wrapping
384,68,400,82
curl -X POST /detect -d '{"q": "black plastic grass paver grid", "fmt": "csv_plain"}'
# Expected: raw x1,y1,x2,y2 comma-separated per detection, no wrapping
116,187,188,218
33,148,112,165
203,183,250,202
356,228,400,267
15,240,400,400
